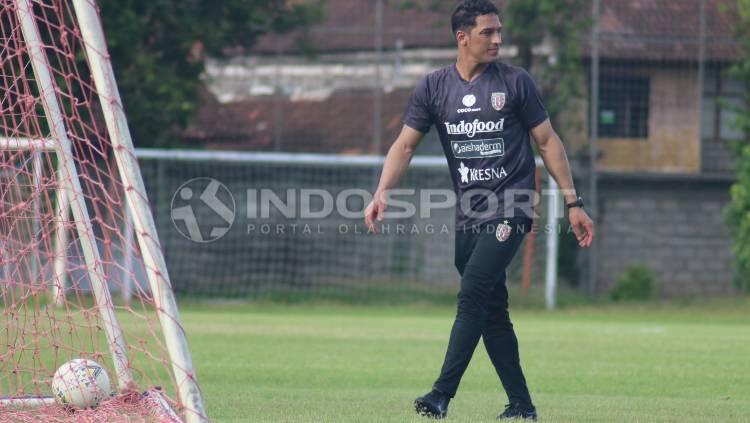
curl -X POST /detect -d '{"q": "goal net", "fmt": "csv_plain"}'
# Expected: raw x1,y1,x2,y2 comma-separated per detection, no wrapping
0,1,206,421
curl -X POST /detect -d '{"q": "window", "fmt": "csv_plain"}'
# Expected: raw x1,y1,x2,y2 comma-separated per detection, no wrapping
598,75,650,139
720,97,744,140
702,68,745,142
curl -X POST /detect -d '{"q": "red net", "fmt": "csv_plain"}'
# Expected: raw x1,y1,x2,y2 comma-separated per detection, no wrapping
2,390,182,422
0,1,204,421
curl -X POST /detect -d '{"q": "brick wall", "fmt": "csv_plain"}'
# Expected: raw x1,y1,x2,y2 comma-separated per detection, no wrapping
701,137,735,175
595,172,737,297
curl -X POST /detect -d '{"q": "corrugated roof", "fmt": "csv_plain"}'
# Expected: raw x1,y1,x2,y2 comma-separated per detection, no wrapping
250,0,739,61
184,88,413,154
252,0,458,54
587,0,740,61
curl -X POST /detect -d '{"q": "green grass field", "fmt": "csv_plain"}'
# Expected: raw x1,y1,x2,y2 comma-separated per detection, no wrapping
181,297,750,422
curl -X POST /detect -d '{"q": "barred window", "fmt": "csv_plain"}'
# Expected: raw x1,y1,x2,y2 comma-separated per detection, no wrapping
702,68,744,142
598,75,650,139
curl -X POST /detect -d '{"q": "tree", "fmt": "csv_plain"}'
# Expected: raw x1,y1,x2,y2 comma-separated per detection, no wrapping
726,0,750,290
98,0,324,147
503,0,588,123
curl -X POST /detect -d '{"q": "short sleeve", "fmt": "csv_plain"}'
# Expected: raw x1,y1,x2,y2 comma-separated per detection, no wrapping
516,70,549,130
402,76,434,134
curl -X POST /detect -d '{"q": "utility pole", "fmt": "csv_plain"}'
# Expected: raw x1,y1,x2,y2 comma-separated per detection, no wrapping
373,0,384,155
697,0,706,170
588,0,600,297
273,37,283,151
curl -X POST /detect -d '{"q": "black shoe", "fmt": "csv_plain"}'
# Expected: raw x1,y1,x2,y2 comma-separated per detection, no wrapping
414,389,450,419
497,403,537,420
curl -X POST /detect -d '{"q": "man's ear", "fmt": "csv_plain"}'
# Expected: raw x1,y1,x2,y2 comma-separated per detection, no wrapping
456,30,467,46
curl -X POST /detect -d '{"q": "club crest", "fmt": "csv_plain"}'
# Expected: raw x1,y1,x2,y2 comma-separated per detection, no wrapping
495,220,512,242
491,92,506,111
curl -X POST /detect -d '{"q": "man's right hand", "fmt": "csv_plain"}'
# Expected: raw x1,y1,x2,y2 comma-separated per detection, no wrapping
364,190,387,233
364,126,425,234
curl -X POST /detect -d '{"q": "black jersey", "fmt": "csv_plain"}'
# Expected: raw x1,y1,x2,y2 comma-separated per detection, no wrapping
403,61,548,227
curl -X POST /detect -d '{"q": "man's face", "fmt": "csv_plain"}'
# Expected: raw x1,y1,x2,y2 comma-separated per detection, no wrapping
458,14,502,63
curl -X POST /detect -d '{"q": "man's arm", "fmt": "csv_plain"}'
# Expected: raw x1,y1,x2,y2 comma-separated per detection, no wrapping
364,125,425,232
531,118,594,248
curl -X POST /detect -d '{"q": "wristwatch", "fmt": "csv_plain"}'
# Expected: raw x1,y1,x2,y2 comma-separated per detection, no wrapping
566,197,584,209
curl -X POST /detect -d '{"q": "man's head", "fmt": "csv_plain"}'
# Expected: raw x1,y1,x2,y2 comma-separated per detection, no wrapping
451,0,502,63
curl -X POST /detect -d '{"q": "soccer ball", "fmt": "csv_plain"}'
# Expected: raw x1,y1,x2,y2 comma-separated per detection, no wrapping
51,359,112,409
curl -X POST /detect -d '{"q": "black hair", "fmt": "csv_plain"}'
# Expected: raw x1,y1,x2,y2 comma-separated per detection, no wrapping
451,0,500,34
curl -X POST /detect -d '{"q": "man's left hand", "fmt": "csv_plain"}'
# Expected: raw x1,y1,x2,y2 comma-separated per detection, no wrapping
569,207,594,248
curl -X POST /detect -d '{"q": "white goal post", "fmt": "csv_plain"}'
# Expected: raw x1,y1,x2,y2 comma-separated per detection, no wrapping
69,2,206,420
0,1,207,421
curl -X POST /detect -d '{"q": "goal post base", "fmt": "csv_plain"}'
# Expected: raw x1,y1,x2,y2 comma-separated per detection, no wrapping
0,390,184,422
0,396,56,408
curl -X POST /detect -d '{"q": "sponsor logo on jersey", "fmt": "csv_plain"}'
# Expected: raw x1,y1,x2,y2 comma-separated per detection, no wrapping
457,107,482,113
457,94,481,113
457,161,508,185
451,138,504,159
491,92,506,111
444,118,504,138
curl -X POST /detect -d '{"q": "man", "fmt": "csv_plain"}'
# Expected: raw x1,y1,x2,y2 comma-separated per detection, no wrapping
364,0,594,420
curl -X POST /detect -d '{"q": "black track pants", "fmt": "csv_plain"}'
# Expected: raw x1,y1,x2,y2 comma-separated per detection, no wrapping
432,218,533,407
